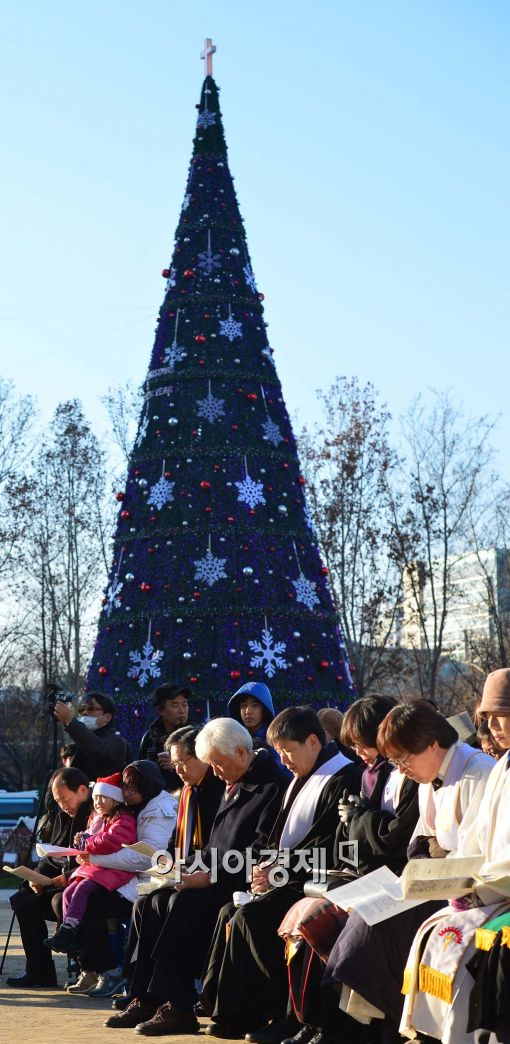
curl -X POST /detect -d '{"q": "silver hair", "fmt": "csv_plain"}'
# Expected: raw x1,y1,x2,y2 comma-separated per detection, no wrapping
195,717,253,760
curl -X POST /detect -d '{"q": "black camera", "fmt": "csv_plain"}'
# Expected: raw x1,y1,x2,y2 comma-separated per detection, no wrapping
46,682,75,716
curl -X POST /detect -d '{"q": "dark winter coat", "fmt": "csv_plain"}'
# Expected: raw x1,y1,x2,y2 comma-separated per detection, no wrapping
66,718,132,782
138,717,182,791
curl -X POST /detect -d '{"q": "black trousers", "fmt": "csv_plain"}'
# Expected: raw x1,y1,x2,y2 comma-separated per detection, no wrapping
10,883,60,979
128,883,234,1010
51,888,132,973
201,884,301,1026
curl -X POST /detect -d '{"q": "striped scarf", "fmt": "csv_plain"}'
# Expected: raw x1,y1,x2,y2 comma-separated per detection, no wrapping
175,784,203,857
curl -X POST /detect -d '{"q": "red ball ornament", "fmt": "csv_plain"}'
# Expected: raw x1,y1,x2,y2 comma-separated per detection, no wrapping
140,582,152,592
258,292,265,300
227,516,234,523
190,676,198,684
150,515,157,523
183,269,194,278
195,334,206,344
98,666,109,676
120,510,131,520
161,268,170,278
200,480,211,490
247,393,257,401
319,660,329,669
147,547,155,554
193,591,201,599
115,492,125,501
118,639,125,646
205,506,212,513
230,670,241,680
164,471,171,478
155,631,162,637
297,476,306,486
320,567,329,576
231,424,239,431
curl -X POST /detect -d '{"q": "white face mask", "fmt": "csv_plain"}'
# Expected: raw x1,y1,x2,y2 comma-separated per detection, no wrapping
77,715,98,730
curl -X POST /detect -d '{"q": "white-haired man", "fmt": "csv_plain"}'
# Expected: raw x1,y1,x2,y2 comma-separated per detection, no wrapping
105,717,287,1035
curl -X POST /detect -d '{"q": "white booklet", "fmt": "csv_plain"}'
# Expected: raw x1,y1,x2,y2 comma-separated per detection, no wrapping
3,865,55,887
122,841,158,858
326,865,427,926
36,843,81,858
400,856,485,900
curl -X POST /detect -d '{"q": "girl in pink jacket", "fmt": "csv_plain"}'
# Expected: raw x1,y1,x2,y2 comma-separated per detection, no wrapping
45,772,136,953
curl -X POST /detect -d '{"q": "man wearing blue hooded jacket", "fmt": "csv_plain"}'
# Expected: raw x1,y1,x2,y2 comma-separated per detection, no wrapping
228,681,291,779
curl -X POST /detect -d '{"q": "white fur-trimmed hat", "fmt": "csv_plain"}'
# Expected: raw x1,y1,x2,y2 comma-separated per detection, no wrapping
92,772,124,803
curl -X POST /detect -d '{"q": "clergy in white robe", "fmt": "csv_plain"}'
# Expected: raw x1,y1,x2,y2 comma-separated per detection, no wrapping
400,669,510,1044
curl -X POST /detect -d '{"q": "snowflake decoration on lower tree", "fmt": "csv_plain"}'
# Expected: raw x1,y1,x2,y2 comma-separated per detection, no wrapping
248,627,288,678
303,503,316,531
193,548,227,587
219,315,243,341
196,392,226,423
127,640,164,688
243,262,257,293
261,418,284,446
292,573,320,611
104,577,123,617
147,477,175,510
135,413,149,448
235,474,266,510
182,193,191,211
163,341,186,371
197,110,217,129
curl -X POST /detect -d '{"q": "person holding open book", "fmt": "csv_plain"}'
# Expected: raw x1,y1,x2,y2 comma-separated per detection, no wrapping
400,670,510,1044
320,700,494,1044
276,696,419,1044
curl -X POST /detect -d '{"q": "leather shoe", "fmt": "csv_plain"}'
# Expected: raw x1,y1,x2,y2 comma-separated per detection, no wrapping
206,1025,252,1039
246,1019,299,1044
135,1001,200,1035
104,996,160,1028
5,971,57,989
282,1028,316,1044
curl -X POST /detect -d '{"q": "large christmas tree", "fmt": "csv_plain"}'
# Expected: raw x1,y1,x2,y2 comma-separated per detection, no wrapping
87,52,355,741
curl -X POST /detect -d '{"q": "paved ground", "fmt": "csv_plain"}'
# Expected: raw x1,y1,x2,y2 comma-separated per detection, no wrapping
0,893,236,1043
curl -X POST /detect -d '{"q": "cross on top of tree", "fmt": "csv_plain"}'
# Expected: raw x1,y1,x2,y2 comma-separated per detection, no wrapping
200,38,216,77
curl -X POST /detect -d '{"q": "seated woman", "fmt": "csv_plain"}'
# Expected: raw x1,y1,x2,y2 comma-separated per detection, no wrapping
278,696,419,1044
57,759,177,997
320,700,494,1044
400,669,510,1044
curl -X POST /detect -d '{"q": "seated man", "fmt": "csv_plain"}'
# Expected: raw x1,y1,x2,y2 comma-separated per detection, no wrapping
6,767,92,989
200,706,360,1038
105,717,287,1034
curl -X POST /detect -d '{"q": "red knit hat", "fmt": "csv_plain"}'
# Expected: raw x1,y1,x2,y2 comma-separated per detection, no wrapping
92,772,124,802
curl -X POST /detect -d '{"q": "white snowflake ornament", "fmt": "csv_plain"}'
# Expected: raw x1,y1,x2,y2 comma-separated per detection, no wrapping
243,262,257,293
248,626,288,678
235,474,266,510
219,315,243,342
194,548,227,587
182,193,191,211
127,640,164,688
163,340,186,371
196,391,225,423
292,573,320,611
261,418,284,446
147,476,175,510
104,577,123,617
197,109,217,129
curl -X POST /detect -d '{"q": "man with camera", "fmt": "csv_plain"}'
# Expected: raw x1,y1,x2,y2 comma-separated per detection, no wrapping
53,691,132,781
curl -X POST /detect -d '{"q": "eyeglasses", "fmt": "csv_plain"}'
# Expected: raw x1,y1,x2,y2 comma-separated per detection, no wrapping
122,782,141,793
79,704,102,714
169,756,195,770
388,752,412,768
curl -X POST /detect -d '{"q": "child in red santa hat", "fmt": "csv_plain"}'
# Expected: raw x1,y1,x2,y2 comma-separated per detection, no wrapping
45,772,137,954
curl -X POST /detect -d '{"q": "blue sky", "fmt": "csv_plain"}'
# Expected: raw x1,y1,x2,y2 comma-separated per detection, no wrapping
1,1,508,474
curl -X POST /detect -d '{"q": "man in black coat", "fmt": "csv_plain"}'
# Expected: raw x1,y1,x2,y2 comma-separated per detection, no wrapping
6,767,92,989
54,691,132,781
105,718,287,1034
138,683,191,791
200,706,360,1037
